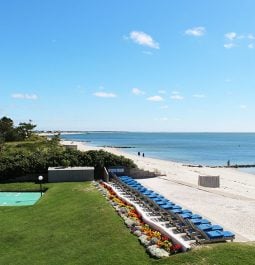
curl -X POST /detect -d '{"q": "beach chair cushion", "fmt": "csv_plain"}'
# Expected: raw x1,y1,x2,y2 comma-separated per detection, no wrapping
180,213,192,219
181,209,192,214
156,201,167,205
171,208,183,214
206,230,234,239
197,224,223,231
191,214,202,219
148,194,159,198
206,230,224,239
160,204,174,209
191,218,210,225
223,231,235,238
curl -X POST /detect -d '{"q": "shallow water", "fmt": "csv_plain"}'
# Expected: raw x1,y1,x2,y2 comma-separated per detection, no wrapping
61,132,255,166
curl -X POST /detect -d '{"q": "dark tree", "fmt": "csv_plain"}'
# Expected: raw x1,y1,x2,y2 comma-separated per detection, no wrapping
17,120,36,139
0,117,37,142
0,116,15,141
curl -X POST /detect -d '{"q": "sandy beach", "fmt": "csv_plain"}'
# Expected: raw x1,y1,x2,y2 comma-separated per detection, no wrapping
61,140,255,242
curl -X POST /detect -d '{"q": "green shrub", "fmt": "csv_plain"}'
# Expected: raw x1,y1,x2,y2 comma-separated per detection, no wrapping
0,142,136,180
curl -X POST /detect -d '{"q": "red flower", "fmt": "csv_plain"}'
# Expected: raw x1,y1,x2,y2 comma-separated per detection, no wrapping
171,244,182,251
161,236,169,241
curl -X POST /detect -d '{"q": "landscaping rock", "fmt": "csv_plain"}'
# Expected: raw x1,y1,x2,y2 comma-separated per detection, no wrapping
125,218,136,228
139,235,150,246
134,220,141,226
122,215,128,221
147,245,169,258
134,230,142,237
134,225,142,231
150,237,159,245
119,207,128,215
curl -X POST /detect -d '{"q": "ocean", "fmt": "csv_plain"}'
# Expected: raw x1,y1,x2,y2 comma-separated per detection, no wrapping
61,132,255,168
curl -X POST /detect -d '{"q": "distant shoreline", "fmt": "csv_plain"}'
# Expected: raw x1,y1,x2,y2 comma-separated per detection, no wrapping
38,131,255,134
38,132,82,136
58,132,255,168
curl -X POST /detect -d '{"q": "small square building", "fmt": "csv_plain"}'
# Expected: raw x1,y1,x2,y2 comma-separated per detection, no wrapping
48,167,94,182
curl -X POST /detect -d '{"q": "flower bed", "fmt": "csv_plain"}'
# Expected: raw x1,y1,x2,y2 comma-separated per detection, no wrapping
97,182,182,258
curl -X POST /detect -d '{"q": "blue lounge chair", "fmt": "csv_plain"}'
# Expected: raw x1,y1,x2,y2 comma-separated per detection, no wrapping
191,214,202,219
197,224,223,232
147,193,159,198
151,197,163,202
174,204,181,208
142,190,154,195
180,213,193,219
160,199,170,203
160,203,175,209
156,201,168,206
170,208,183,214
206,230,224,239
182,209,192,214
191,218,210,225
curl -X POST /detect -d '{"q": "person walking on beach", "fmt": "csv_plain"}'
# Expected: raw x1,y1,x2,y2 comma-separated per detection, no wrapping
142,153,144,157
138,151,140,156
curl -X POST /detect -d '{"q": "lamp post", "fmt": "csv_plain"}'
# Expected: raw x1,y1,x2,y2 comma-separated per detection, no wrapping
38,175,43,197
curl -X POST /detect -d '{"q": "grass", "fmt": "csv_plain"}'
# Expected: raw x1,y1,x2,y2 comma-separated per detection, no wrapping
0,182,45,191
0,182,254,265
0,182,150,265
3,138,54,153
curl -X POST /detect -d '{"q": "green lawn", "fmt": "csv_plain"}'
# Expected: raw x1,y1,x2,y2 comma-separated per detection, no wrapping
0,182,45,191
0,182,254,265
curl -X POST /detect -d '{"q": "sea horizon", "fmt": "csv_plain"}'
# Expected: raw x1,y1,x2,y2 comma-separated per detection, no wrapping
61,132,255,169
43,130,255,133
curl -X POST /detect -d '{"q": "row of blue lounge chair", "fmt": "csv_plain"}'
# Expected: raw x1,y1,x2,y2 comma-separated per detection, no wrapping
118,175,235,243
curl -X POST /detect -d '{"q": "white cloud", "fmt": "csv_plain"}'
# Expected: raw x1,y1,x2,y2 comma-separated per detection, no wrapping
248,34,255,40
237,35,245,40
160,105,169,109
154,117,168,121
159,117,168,121
224,43,236,49
170,94,184,100
11,93,38,100
193,94,205,98
240,104,247,109
185,27,206,37
225,32,237,41
93,92,117,98
223,32,241,49
132,88,145,95
171,90,179,95
170,91,184,100
223,32,255,49
147,95,163,102
130,31,160,49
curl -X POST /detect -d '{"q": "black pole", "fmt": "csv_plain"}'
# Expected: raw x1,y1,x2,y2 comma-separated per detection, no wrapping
40,182,42,197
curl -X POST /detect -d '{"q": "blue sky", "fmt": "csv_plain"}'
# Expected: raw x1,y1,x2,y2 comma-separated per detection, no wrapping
1,0,255,132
